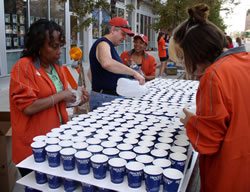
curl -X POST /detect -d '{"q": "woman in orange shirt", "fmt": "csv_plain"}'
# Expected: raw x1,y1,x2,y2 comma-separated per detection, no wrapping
120,34,156,81
157,32,167,76
9,19,89,176
170,4,250,192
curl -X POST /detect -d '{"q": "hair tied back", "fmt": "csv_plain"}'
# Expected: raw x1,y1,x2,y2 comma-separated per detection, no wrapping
188,3,209,24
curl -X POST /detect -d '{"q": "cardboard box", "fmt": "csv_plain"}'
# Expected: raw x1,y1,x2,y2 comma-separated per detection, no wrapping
166,66,177,75
0,162,17,192
0,112,17,192
0,112,12,170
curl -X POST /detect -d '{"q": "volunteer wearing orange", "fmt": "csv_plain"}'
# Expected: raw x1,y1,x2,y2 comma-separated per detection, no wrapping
9,19,88,176
171,4,250,192
120,34,156,81
157,32,167,76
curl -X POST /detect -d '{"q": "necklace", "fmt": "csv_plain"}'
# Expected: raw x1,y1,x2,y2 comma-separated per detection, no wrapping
44,64,52,74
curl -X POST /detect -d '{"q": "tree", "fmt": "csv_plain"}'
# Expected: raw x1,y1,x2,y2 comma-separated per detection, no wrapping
58,0,110,31
152,0,240,32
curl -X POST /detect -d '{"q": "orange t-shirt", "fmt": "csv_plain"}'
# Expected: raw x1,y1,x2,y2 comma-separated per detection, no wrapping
10,57,68,164
158,37,166,58
186,51,250,192
120,50,156,76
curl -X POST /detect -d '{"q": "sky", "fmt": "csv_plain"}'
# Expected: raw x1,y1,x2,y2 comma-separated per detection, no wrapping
220,0,250,34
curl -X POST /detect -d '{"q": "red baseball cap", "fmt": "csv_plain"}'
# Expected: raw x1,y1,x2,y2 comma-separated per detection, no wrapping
134,34,148,45
109,17,135,36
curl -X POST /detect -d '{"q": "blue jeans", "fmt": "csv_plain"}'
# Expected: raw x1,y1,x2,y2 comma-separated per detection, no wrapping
89,91,121,111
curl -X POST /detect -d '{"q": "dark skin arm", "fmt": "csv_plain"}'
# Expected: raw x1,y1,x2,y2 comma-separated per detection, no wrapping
23,90,76,115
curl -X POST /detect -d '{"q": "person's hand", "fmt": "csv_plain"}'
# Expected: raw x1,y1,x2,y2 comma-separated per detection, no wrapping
180,108,195,126
78,87,89,105
61,90,76,103
133,72,145,85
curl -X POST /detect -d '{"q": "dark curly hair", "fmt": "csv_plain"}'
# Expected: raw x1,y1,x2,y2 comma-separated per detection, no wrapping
157,31,165,42
173,3,226,74
21,19,65,59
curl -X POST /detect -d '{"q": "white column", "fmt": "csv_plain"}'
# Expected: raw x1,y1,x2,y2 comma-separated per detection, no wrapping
83,19,93,64
131,0,137,33
65,0,71,64
0,0,8,75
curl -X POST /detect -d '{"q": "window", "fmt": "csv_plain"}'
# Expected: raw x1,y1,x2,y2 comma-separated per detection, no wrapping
92,9,100,39
4,0,28,50
101,9,110,36
50,0,65,29
30,0,48,25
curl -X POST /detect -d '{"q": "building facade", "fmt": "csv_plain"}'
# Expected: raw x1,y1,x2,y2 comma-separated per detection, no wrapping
0,0,158,85
245,9,250,31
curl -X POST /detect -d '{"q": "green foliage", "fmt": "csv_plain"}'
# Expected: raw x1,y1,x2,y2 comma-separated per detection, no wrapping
152,0,239,32
125,3,135,13
57,0,110,30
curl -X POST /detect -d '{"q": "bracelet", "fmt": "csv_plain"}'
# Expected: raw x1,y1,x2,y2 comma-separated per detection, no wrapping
50,95,55,107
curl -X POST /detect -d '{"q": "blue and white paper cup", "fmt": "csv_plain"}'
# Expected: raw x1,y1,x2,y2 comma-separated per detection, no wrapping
175,134,189,141
47,174,61,189
90,154,109,179
63,129,77,136
71,125,84,132
75,151,92,175
46,132,60,138
59,134,72,141
72,142,88,151
33,135,47,142
123,138,139,146
98,187,112,192
125,133,140,139
108,136,123,143
153,158,171,169
77,131,92,138
151,149,168,159
174,139,190,150
45,144,62,167
101,141,117,148
138,140,154,148
31,141,46,163
108,158,127,184
86,138,102,145
169,152,187,172
154,143,171,152
144,165,163,192
87,145,103,155
163,168,183,192
45,137,60,145
103,148,120,159
24,186,41,192
117,143,133,152
141,135,156,142
60,124,71,130
118,151,136,162
133,146,150,155
63,178,77,192
51,127,65,134
136,155,154,166
170,146,187,154
34,171,47,184
59,140,73,148
81,182,95,192
72,136,86,143
158,137,173,145
60,147,77,171
126,161,145,188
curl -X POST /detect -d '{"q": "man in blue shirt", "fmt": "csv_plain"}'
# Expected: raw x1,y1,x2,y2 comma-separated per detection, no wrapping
89,17,145,110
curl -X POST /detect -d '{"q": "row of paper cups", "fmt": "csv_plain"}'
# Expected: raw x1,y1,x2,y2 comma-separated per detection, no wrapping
28,171,115,192
31,155,184,192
